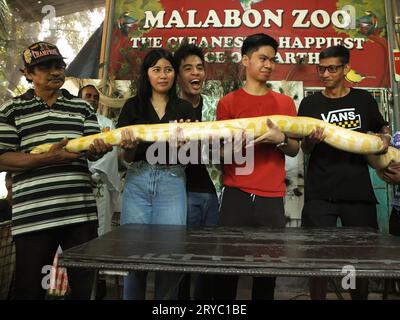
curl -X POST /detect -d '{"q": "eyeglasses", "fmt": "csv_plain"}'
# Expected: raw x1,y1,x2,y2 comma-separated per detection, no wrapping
316,65,344,74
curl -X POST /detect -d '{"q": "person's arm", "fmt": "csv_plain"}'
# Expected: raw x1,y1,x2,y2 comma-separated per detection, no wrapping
216,98,239,161
376,125,391,153
246,118,300,157
277,136,300,157
82,103,113,161
0,138,81,172
86,138,113,161
297,97,322,155
300,127,326,154
0,101,91,171
245,96,300,157
377,162,400,184
120,128,139,163
121,148,136,164
274,96,300,157
366,92,391,155
366,124,392,166
116,98,138,163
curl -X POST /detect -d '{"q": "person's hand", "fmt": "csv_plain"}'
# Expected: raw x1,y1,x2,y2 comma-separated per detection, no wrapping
246,118,286,148
380,161,400,184
388,161,400,171
223,129,246,154
233,130,246,154
48,138,81,162
303,126,325,145
300,126,325,154
87,138,113,161
373,133,390,155
120,128,139,150
169,119,190,148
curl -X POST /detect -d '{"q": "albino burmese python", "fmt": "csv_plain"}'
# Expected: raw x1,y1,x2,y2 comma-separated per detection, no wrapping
30,115,399,169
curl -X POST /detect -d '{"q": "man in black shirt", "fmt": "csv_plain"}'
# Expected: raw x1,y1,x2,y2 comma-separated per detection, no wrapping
174,43,221,228
298,45,390,300
174,43,223,299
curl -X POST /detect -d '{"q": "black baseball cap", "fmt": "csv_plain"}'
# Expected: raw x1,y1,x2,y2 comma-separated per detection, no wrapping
22,41,65,68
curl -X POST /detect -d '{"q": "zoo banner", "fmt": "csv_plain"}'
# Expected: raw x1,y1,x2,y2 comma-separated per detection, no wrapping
107,0,389,87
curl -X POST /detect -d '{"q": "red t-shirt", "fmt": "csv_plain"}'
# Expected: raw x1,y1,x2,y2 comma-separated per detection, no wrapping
216,88,297,197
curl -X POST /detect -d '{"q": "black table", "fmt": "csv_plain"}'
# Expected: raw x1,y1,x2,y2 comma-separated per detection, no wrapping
59,224,400,298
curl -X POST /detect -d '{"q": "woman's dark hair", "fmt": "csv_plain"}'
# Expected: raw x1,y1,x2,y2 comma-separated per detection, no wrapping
137,48,177,106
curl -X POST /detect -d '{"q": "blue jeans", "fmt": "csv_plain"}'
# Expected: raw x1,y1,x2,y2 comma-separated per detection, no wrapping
187,192,219,227
121,161,187,300
185,192,219,299
121,162,187,225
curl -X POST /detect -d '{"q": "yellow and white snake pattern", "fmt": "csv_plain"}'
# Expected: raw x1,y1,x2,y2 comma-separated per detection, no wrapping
30,115,399,169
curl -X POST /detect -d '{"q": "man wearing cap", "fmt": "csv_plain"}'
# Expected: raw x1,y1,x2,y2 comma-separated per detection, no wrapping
0,42,112,299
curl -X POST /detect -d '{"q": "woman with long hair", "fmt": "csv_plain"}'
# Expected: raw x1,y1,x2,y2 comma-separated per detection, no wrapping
117,48,193,300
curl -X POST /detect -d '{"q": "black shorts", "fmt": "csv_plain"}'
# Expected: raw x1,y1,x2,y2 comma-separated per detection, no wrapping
219,186,286,228
301,199,378,229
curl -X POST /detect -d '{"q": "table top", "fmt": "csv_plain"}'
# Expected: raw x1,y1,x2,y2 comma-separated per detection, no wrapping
59,224,400,278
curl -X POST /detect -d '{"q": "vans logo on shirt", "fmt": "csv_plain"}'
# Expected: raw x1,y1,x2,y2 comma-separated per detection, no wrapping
321,108,361,130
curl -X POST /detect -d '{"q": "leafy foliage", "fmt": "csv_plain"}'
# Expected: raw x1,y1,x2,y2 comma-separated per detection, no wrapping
0,4,104,104
0,0,10,40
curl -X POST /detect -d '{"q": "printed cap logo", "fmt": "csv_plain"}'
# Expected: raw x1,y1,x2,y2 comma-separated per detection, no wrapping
23,49,32,64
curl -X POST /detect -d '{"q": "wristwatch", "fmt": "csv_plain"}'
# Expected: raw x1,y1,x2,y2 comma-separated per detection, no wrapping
276,133,288,148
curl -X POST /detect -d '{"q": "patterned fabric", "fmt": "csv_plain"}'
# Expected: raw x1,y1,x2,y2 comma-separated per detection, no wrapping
0,89,99,235
201,94,223,200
